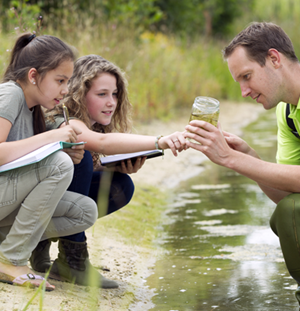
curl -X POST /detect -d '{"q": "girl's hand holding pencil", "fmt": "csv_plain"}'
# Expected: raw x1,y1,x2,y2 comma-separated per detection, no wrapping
62,103,69,125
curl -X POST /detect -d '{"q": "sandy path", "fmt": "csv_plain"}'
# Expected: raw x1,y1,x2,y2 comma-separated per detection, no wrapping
0,101,265,311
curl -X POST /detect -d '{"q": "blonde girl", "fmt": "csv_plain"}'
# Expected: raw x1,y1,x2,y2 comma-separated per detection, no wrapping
34,54,187,288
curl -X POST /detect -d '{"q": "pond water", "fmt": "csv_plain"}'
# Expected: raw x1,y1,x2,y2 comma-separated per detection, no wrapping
146,110,300,310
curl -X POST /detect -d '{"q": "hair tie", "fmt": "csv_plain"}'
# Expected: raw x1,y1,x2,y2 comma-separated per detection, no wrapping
27,34,36,43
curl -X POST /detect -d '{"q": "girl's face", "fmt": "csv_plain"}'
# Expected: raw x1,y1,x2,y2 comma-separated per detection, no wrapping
85,73,118,126
30,60,74,109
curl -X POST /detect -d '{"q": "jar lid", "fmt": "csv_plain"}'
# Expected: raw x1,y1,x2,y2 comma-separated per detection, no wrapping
193,96,219,112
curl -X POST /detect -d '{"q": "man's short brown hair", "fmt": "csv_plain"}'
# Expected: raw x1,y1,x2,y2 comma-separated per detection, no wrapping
223,22,298,66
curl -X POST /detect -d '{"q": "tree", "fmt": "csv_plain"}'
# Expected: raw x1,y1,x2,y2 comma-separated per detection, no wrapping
0,0,163,34
153,0,254,38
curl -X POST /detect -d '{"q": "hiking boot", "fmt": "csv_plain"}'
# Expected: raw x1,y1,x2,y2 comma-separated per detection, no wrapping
49,238,118,288
29,239,52,273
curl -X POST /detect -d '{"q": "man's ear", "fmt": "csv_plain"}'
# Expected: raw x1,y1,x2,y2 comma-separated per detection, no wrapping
268,48,281,68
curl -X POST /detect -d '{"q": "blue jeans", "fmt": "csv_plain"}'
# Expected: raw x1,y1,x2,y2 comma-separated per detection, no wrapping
65,151,135,242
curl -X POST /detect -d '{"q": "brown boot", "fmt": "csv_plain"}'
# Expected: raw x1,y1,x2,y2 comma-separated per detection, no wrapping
49,238,118,288
29,239,52,273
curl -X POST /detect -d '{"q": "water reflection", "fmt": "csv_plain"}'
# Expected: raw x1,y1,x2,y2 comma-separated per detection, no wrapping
146,111,299,310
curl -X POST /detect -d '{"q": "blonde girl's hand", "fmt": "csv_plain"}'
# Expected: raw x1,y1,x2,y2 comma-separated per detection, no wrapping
116,157,147,174
63,143,85,164
158,132,188,156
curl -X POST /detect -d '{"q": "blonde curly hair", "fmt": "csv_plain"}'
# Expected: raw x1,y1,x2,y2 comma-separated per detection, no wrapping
48,54,132,134
46,54,132,165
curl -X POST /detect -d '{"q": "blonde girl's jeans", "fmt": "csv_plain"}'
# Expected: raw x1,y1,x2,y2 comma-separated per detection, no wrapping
0,151,98,266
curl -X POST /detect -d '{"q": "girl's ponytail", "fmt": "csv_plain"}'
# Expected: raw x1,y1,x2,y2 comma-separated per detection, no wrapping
3,33,74,83
3,33,35,82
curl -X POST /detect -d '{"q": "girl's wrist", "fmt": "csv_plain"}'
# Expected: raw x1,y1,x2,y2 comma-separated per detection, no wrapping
155,135,163,150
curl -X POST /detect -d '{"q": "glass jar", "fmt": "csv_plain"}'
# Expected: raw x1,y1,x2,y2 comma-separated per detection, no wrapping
189,96,220,126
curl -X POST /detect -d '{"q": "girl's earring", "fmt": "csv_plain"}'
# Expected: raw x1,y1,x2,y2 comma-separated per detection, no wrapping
32,81,36,85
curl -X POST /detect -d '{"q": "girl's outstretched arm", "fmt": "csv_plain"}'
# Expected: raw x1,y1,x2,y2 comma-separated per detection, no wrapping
62,119,187,156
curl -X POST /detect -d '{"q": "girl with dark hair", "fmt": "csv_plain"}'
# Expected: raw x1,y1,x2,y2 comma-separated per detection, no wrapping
0,34,98,291
34,54,187,288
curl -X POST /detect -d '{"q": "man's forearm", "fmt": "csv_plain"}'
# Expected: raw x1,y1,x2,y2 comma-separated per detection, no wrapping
225,150,300,194
258,183,292,204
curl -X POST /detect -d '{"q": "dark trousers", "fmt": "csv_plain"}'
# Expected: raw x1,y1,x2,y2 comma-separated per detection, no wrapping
64,151,135,242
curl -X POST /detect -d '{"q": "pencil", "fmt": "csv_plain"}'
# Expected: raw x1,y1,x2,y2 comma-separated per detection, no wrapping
62,104,69,125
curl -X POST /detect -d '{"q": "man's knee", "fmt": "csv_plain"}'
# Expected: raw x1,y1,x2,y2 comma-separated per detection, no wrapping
270,193,300,235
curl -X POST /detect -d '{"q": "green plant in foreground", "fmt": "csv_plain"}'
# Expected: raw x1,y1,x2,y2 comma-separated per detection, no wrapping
20,270,49,311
